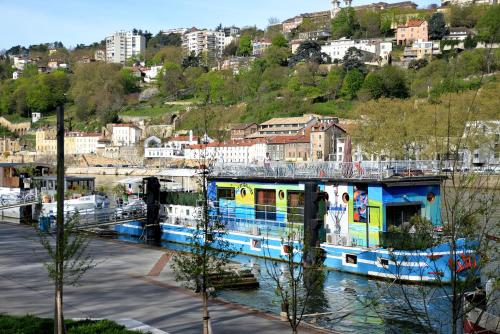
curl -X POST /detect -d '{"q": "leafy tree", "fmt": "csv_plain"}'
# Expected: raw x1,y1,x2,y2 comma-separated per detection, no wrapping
322,67,345,100
223,39,238,57
408,58,428,71
69,62,125,124
331,7,358,39
182,52,202,69
475,5,500,43
463,35,477,50
237,35,252,56
341,68,364,99
151,46,183,65
272,34,288,48
158,62,185,99
379,66,409,99
449,5,488,28
361,72,384,99
288,41,330,67
356,10,381,38
148,32,182,49
342,47,365,71
6,45,28,56
263,45,290,66
428,13,447,40
0,58,13,80
121,68,140,94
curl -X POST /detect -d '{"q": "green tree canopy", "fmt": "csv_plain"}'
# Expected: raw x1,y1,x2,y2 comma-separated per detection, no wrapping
428,13,447,40
341,68,364,99
69,62,124,124
237,35,253,56
475,5,500,43
272,34,288,48
288,41,330,67
331,8,358,39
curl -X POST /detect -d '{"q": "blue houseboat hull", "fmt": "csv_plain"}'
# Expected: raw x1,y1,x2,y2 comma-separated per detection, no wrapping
115,221,477,284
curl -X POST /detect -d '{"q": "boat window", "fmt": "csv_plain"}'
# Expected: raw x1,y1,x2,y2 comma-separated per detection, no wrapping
386,204,421,228
287,191,304,223
217,187,235,200
346,254,357,265
255,189,276,221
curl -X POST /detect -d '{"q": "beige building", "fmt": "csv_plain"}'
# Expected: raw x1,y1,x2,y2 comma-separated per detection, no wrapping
230,123,258,140
249,115,319,138
396,19,428,46
36,129,101,156
111,124,142,147
0,138,21,155
310,122,347,161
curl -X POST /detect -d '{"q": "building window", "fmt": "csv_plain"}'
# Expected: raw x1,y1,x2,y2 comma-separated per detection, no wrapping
255,189,276,221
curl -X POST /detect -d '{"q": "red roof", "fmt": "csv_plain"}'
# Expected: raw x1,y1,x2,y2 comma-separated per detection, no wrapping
169,135,199,142
399,19,426,28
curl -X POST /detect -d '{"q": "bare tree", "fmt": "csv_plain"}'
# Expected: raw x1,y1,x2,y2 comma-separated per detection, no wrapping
263,230,325,334
170,106,236,334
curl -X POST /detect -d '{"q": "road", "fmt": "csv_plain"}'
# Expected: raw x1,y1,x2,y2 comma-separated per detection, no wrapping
0,223,327,334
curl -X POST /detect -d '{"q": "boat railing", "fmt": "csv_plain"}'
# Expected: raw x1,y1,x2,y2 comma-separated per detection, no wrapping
207,202,304,238
210,160,443,180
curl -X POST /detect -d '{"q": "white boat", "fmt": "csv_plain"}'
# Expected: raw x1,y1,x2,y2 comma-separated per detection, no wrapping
42,195,110,216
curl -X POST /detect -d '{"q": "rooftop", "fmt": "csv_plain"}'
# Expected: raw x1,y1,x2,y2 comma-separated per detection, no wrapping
399,19,426,28
260,115,316,126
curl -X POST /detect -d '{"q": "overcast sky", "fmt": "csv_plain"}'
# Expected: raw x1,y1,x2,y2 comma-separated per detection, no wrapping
0,0,437,50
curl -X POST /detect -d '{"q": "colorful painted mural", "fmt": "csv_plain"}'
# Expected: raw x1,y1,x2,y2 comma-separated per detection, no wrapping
208,179,441,248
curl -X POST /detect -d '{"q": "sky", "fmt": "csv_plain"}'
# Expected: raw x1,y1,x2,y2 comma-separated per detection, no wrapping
0,0,436,50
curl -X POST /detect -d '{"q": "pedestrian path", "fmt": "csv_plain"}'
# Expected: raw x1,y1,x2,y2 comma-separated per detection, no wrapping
0,223,330,334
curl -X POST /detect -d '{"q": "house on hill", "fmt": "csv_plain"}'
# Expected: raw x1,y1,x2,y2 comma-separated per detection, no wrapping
396,19,428,46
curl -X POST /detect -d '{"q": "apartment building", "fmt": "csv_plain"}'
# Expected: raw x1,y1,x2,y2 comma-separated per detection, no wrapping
0,138,21,154
396,19,428,46
111,124,142,147
106,31,146,64
182,28,225,58
321,38,393,63
403,40,440,60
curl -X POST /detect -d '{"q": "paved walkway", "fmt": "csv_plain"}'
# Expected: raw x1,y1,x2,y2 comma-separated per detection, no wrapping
0,223,329,334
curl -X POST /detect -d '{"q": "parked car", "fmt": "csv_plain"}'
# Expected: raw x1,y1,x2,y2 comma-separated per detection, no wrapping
114,200,146,219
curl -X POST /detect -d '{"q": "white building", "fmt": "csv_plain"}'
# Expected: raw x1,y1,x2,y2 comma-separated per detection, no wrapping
144,65,163,83
252,40,272,56
32,112,42,123
12,56,29,70
144,131,200,158
111,124,142,147
12,71,20,80
321,38,392,63
163,28,188,35
106,31,146,64
182,28,225,58
184,139,267,164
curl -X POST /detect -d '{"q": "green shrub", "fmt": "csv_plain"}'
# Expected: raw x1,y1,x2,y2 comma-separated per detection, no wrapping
0,315,145,334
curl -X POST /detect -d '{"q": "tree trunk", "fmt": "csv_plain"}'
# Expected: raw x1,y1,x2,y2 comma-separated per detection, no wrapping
55,105,65,334
202,290,210,334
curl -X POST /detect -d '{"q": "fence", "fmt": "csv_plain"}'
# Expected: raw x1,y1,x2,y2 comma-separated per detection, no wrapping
211,160,443,180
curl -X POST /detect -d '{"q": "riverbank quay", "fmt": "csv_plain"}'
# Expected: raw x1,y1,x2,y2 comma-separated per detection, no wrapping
0,223,336,334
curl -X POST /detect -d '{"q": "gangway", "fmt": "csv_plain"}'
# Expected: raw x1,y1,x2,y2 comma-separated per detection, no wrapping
39,207,148,231
0,190,40,211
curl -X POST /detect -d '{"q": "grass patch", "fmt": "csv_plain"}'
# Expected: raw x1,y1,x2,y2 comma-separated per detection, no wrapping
0,315,146,334
1,113,31,124
310,100,354,118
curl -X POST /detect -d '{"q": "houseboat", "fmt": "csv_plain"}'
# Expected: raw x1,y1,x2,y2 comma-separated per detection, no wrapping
116,161,478,283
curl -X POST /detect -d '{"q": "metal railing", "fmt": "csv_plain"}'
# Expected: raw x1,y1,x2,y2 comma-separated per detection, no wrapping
208,202,304,238
0,189,40,209
210,160,443,180
40,205,147,229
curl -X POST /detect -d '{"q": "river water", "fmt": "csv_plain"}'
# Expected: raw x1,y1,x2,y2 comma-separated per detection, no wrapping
117,237,452,334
